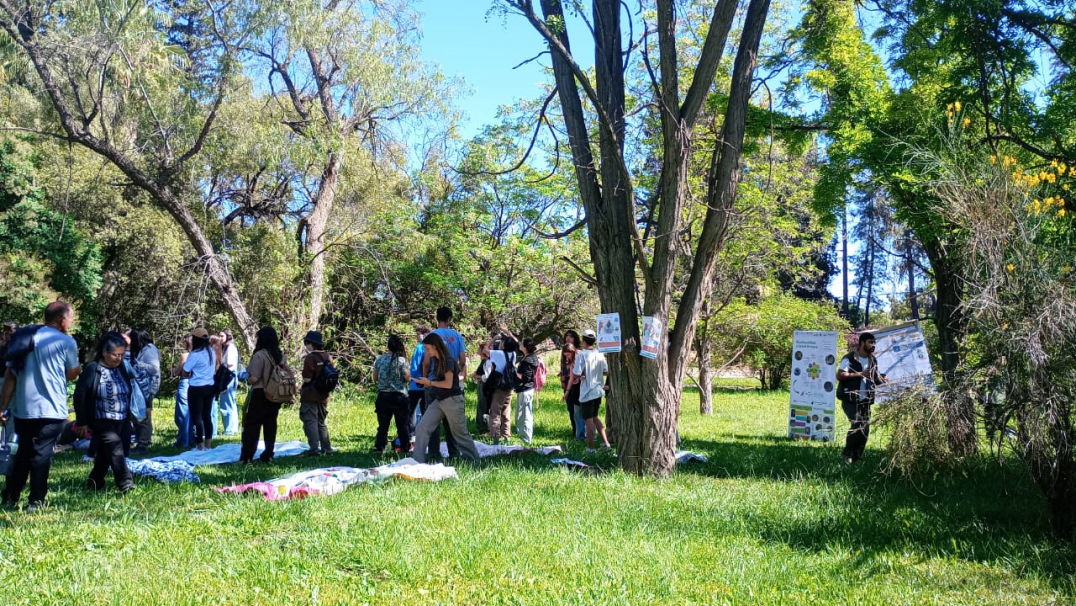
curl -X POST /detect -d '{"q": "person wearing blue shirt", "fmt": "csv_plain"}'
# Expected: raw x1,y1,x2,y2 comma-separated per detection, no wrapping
0,302,82,510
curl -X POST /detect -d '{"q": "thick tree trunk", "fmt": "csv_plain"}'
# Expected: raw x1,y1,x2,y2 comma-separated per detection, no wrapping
303,151,341,331
930,250,977,456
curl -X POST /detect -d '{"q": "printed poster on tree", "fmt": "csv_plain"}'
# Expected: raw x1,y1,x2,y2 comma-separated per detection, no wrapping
596,313,622,353
788,330,839,442
640,316,662,360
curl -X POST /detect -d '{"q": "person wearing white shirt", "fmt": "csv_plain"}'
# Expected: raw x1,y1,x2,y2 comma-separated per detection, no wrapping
571,329,611,452
218,329,240,435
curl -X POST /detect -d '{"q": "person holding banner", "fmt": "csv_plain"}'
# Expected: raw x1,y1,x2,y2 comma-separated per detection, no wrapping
835,332,887,464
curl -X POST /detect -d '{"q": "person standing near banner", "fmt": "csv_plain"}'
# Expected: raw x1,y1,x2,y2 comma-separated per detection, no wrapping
836,332,887,464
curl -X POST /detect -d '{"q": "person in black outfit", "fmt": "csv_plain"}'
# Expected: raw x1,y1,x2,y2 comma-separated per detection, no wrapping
73,332,138,493
836,332,888,464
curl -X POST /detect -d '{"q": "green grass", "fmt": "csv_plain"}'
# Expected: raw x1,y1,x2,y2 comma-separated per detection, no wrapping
1,382,1073,605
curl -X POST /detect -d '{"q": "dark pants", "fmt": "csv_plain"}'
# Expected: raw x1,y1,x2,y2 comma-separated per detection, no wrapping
374,392,411,451
240,388,282,462
3,417,65,506
841,396,872,461
421,390,457,459
187,385,217,445
88,418,133,490
565,382,580,436
475,379,489,433
134,405,153,448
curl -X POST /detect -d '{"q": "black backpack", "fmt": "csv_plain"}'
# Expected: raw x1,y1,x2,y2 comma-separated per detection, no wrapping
212,363,236,397
314,353,340,395
3,325,43,372
498,353,519,392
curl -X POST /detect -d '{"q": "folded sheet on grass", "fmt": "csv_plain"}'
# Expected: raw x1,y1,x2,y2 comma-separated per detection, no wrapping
216,459,459,500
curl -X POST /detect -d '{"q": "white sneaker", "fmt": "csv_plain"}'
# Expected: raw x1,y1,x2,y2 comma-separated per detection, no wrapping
586,448,596,453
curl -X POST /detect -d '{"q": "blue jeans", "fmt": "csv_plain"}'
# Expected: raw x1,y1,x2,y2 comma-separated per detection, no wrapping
573,405,586,441
174,378,190,447
218,377,239,434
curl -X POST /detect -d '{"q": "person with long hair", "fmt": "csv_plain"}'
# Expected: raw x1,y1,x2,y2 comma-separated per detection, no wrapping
127,328,160,454
72,332,140,493
371,334,411,454
514,338,540,444
406,325,431,448
412,333,479,463
240,326,286,464
180,328,219,450
560,329,585,441
172,334,193,447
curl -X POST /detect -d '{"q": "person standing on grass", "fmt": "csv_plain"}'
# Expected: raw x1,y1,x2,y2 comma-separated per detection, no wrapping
1,321,18,444
73,332,142,493
0,301,81,511
514,338,540,444
181,328,218,451
485,337,518,445
240,326,287,465
572,329,611,452
559,329,585,441
424,307,465,459
836,332,888,464
217,328,240,435
299,331,334,456
471,341,491,434
406,325,431,450
127,328,161,455
172,335,193,448
412,333,479,464
372,334,411,454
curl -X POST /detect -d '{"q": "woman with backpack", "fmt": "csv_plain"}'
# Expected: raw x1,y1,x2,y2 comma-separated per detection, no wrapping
127,329,161,455
73,332,145,493
371,334,411,455
514,338,540,444
485,337,518,445
240,326,288,465
181,328,219,451
299,330,334,456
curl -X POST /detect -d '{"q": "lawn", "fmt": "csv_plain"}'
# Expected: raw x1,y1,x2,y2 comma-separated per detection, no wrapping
1,381,1073,605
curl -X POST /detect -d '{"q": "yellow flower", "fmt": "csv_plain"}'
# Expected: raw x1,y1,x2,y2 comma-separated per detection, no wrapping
1064,184,1071,191
1006,264,1015,272
1063,265,1073,273
990,154,997,164
1060,208,1067,217
963,117,971,128
954,101,962,112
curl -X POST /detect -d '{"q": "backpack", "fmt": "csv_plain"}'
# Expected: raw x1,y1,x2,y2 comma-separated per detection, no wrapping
499,353,519,392
313,353,339,395
212,363,236,397
3,325,43,372
263,352,297,404
534,358,548,392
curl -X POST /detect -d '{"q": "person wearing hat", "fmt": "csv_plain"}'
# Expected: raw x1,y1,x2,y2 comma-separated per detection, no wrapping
571,328,611,452
299,330,333,456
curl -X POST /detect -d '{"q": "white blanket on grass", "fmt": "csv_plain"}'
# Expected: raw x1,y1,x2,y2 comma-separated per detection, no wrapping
216,459,458,500
136,441,309,466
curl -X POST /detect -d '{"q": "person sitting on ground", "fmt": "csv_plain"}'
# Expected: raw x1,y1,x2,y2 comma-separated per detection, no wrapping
412,333,479,464
572,329,611,452
73,332,142,494
299,330,334,456
372,334,411,455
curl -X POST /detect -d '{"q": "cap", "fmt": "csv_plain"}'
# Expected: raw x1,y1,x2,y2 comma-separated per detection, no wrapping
304,330,324,347
582,329,596,339
190,327,209,339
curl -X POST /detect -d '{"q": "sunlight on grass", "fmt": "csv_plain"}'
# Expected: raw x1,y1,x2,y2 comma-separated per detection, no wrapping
0,383,1072,605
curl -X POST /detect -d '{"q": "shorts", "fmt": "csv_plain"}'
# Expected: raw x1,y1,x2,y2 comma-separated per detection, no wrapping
579,397,602,420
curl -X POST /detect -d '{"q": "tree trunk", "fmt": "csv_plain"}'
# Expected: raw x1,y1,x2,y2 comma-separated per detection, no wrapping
931,250,977,456
303,151,341,331
695,326,713,415
906,231,919,320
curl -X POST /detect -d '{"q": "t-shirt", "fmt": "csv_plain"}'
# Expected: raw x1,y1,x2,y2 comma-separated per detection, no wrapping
516,353,539,392
374,354,409,394
428,356,463,402
432,327,466,364
301,351,331,403
484,350,516,376
223,343,239,370
246,349,276,391
409,343,425,391
8,326,79,420
839,353,876,399
183,348,216,387
96,365,131,421
572,348,608,403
